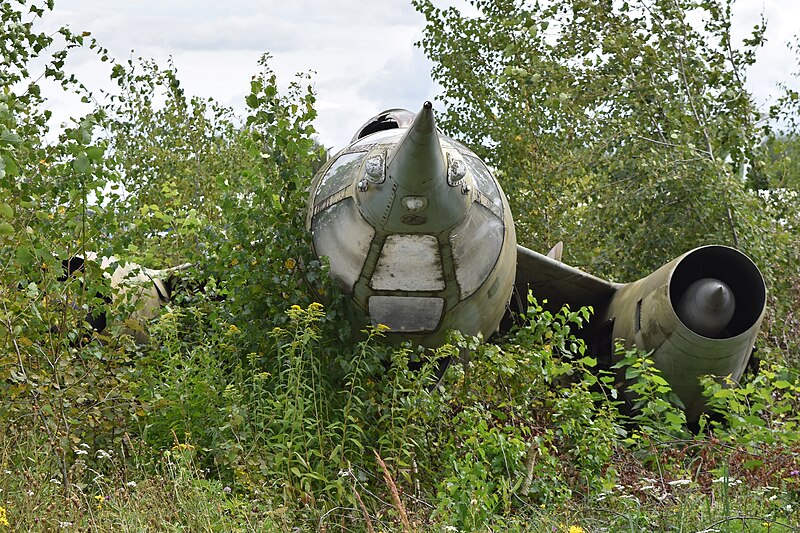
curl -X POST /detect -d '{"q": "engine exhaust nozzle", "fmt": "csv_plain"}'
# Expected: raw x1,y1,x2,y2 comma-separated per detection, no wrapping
675,278,735,338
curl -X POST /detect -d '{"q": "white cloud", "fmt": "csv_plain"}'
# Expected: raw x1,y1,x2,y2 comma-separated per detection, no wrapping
43,0,439,149
36,0,800,149
731,0,800,107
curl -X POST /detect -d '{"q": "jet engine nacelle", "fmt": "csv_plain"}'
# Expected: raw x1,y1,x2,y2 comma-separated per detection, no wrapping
599,245,766,421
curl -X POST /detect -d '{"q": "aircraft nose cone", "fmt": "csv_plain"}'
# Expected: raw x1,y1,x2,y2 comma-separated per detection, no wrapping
676,278,736,338
385,101,445,194
413,101,435,133
356,101,471,233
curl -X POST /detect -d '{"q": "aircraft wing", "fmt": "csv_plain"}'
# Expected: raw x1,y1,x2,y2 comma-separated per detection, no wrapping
515,244,619,313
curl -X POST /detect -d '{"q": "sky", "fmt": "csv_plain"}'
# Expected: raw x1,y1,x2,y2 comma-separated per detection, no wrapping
40,0,800,152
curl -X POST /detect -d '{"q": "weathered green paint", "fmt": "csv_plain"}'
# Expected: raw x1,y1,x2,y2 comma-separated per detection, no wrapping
308,102,516,346
307,102,767,422
600,246,766,421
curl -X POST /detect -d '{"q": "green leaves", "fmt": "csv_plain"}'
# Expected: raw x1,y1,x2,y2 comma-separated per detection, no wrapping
415,0,775,280
614,346,688,438
0,130,22,146
1,2,798,528
14,244,34,267
72,152,90,174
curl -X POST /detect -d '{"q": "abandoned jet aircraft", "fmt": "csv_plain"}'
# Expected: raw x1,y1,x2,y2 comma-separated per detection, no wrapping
306,101,767,422
60,253,189,345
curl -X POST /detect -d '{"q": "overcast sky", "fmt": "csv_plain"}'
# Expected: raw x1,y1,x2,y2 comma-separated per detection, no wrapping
42,0,800,151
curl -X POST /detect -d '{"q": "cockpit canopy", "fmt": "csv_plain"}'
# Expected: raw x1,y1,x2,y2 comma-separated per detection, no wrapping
351,108,416,142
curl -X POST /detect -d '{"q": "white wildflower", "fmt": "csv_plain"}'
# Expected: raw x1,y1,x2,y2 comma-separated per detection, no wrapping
668,479,692,486
96,449,111,460
711,476,741,485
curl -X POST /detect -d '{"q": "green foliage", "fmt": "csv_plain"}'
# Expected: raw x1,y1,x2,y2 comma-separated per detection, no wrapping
413,0,774,281
0,430,287,531
750,134,800,190
423,298,623,528
614,347,689,439
412,0,800,380
701,359,800,446
101,57,249,264
134,305,240,464
2,0,800,531
1,0,140,494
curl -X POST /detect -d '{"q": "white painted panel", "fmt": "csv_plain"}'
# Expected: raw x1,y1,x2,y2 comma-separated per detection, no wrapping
370,234,444,291
368,296,444,332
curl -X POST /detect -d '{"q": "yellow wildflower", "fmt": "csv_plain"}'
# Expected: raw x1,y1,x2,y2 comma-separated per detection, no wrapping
284,258,296,270
94,494,104,510
568,526,586,533
172,442,195,452
0,505,9,527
